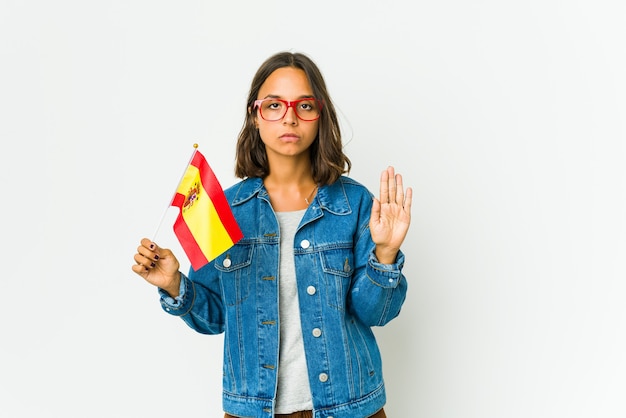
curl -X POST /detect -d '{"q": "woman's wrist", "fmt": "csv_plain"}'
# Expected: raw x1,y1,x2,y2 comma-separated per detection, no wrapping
374,246,399,265
162,271,182,297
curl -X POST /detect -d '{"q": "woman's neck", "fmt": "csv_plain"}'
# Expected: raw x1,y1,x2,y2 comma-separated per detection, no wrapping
263,163,317,212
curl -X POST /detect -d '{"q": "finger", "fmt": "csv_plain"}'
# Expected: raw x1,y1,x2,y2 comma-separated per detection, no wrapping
137,239,161,261
141,238,156,251
131,263,149,275
379,168,390,204
370,197,381,222
386,167,397,203
393,173,405,204
403,187,413,213
134,252,157,269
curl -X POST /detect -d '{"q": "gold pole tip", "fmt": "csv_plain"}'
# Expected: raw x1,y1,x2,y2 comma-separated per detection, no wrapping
193,143,198,149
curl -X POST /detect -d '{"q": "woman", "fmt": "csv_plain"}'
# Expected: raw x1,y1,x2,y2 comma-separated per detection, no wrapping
132,51,412,418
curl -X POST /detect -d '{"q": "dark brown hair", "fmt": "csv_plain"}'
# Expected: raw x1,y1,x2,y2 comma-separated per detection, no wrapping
234,51,351,185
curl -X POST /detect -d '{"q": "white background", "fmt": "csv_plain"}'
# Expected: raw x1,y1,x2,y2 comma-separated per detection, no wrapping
1,1,625,417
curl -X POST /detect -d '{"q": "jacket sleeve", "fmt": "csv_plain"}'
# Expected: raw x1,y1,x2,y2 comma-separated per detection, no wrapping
158,265,225,335
347,193,408,327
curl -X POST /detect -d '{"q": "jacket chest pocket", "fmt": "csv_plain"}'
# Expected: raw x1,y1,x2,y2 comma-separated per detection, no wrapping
320,248,354,311
216,244,253,306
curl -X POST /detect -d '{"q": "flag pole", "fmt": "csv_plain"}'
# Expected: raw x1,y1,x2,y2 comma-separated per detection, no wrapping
151,143,199,242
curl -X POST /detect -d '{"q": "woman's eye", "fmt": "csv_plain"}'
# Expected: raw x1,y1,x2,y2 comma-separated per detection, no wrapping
268,102,283,110
300,101,317,111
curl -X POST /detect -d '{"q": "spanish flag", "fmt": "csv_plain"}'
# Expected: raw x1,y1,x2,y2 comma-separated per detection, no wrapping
171,149,243,270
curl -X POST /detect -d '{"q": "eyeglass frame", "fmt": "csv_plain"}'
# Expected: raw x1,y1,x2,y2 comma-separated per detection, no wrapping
253,98,324,122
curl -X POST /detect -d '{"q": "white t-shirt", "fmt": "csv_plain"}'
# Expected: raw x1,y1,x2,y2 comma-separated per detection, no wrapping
274,209,314,413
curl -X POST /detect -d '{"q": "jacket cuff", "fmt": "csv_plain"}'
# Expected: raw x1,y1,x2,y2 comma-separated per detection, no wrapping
367,249,405,288
158,273,193,315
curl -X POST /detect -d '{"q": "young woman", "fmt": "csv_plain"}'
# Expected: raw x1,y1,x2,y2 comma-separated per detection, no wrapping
132,51,413,418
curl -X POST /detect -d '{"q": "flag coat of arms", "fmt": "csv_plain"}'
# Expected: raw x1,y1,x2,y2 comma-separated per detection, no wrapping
171,150,243,270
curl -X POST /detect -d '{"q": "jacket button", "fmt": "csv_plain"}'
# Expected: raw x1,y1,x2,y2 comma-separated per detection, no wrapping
318,372,328,382
312,328,322,337
300,239,311,249
307,286,316,295
222,258,232,268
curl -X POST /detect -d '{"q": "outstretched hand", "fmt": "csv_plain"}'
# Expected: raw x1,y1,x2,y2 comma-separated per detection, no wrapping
369,166,413,264
132,238,182,297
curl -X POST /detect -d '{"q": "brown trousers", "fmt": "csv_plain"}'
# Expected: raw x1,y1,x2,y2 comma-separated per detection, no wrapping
225,407,386,418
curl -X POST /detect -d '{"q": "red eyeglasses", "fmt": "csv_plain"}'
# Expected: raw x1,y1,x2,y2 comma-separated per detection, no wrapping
253,98,323,121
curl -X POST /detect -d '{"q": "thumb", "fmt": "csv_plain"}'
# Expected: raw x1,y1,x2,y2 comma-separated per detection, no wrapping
370,197,381,224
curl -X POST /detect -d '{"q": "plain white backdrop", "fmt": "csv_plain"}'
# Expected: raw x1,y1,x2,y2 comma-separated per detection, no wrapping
1,1,624,417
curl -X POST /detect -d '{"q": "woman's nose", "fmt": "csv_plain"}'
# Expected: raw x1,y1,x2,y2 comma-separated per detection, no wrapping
282,105,298,125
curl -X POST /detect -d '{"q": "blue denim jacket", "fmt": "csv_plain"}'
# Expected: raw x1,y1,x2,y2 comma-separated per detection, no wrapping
159,176,407,418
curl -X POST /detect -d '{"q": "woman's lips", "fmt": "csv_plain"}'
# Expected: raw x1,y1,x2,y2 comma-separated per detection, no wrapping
279,133,299,142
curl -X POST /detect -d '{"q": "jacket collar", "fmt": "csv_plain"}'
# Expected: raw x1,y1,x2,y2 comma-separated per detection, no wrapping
230,177,352,215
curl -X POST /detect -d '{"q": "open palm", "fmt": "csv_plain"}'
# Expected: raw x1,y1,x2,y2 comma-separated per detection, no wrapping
369,167,412,264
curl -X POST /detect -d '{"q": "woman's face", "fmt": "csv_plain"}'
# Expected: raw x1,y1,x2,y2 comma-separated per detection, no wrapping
254,67,319,162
